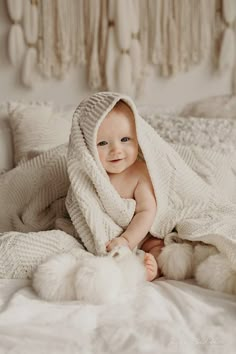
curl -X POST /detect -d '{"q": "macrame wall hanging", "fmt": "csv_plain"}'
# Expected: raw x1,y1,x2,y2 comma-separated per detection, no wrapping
5,0,236,96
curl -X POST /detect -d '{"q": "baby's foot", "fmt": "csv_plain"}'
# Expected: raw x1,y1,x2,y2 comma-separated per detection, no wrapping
144,253,158,282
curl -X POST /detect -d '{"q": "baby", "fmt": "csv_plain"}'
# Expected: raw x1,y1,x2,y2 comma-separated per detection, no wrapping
96,100,164,281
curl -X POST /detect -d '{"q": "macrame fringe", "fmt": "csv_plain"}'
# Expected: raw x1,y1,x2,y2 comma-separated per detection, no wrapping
5,0,236,96
98,0,109,88
105,0,118,92
168,0,178,76
87,0,102,89
76,0,87,65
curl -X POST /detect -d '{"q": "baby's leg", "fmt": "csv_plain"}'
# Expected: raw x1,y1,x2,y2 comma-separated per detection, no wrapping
142,236,164,259
141,236,164,281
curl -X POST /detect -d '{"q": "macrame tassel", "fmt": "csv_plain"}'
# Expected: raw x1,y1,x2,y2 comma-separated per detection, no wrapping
221,0,236,92
23,0,38,45
172,0,181,71
232,63,236,94
115,0,131,50
223,0,236,25
115,0,133,95
130,38,142,84
167,0,178,76
106,26,118,91
75,0,86,65
190,0,200,64
199,0,211,60
168,16,178,75
105,0,119,91
20,0,39,88
139,0,149,75
151,0,162,66
7,0,25,67
218,27,235,72
161,0,169,76
6,0,23,22
8,24,26,66
98,0,109,88
56,0,72,78
38,0,59,79
21,47,37,87
130,0,141,86
88,0,102,89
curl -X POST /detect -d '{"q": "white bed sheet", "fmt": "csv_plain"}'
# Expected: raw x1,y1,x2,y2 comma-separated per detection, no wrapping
0,278,235,354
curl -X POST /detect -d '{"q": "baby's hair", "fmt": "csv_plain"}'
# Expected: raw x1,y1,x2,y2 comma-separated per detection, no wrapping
112,100,134,119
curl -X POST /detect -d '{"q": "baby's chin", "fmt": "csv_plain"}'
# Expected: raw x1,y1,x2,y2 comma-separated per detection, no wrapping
106,165,127,174
105,160,136,174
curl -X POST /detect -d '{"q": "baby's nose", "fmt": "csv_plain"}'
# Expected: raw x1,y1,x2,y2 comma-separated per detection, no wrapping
110,142,121,153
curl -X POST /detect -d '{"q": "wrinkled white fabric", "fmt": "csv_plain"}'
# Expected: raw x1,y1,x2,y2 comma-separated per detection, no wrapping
0,279,235,354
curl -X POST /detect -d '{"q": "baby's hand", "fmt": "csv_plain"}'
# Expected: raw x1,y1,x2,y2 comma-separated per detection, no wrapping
106,236,129,252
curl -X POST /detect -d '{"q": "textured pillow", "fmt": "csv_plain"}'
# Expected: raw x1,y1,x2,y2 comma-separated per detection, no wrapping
8,102,73,165
144,113,236,153
180,95,236,119
137,103,181,117
0,103,14,174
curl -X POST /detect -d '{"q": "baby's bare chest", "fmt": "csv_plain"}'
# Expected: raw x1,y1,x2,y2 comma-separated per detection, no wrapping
110,173,138,199
109,161,149,199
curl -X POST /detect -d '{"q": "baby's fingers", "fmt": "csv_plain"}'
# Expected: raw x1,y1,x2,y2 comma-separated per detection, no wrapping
106,241,113,252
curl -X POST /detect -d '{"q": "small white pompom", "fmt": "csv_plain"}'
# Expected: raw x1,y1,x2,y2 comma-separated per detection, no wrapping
158,243,194,280
193,244,218,270
32,253,79,301
195,254,236,295
75,256,123,304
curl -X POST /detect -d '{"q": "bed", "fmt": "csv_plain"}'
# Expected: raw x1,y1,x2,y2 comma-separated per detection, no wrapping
0,95,236,354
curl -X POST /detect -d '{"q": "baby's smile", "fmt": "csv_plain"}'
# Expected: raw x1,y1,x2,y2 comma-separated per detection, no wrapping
109,158,123,163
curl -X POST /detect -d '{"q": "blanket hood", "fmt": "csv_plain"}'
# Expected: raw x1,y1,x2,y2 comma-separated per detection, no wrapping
69,92,140,171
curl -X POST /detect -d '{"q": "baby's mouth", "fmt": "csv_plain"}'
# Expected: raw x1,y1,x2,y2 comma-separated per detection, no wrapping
110,158,123,163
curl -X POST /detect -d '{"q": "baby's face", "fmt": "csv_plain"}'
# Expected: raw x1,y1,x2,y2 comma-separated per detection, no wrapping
97,103,139,174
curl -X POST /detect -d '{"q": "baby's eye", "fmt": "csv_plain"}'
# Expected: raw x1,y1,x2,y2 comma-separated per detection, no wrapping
97,141,108,146
121,137,130,142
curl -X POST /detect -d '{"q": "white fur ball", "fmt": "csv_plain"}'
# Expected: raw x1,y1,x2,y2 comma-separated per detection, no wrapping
158,243,194,280
32,246,146,304
195,253,236,295
193,244,218,270
74,256,124,304
32,253,79,301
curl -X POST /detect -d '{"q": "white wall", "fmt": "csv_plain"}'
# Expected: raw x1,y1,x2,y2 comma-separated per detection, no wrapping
0,0,232,107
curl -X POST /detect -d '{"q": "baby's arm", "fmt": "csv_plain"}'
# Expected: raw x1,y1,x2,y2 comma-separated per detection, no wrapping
106,175,157,251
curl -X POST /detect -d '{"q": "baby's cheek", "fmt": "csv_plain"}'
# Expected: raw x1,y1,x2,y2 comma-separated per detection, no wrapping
98,149,105,162
129,147,139,160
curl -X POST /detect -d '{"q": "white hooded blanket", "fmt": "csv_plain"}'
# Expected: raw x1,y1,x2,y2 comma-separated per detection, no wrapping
0,92,236,278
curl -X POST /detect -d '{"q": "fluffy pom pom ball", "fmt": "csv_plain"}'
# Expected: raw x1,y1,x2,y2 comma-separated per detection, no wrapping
32,246,146,304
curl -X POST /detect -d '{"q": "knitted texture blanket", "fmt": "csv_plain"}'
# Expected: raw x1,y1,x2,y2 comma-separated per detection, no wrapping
0,91,236,278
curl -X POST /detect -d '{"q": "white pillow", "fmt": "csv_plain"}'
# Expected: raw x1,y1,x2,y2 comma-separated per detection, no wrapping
8,102,73,165
0,103,14,174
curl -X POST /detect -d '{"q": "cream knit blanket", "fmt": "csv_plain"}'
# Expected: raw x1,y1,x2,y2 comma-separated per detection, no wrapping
0,92,236,278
